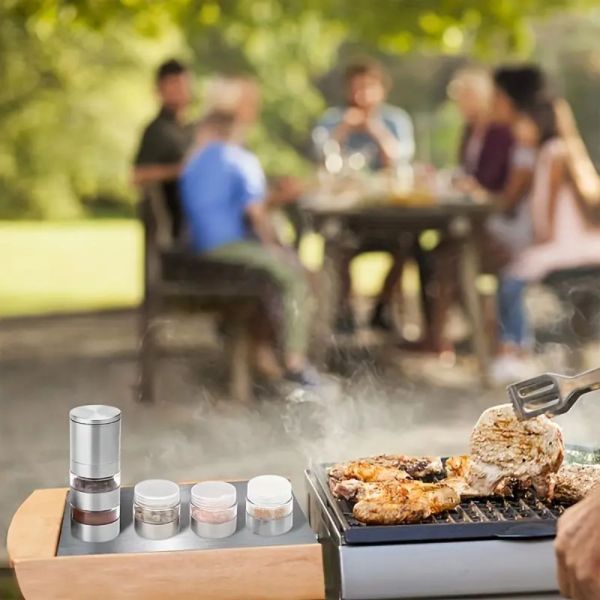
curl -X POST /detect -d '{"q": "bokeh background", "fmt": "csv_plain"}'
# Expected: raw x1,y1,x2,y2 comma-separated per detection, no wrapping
4,2,600,598
3,0,600,317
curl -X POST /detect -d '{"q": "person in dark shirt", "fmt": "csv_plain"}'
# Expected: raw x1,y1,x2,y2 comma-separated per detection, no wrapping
424,66,540,359
133,59,195,240
448,67,514,193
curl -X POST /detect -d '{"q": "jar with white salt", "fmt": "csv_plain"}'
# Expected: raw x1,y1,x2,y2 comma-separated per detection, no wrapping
246,475,293,536
190,481,238,539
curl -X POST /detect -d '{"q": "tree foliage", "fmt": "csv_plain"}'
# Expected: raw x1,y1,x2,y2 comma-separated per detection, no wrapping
1,0,599,218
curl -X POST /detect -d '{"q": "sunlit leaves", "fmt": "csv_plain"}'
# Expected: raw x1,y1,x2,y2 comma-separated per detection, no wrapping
198,2,221,25
2,0,600,217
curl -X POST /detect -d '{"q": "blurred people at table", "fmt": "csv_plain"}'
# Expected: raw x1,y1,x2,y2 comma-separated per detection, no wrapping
314,59,414,170
203,75,304,249
494,97,600,381
448,67,513,193
426,65,543,358
484,66,545,259
133,59,195,240
313,59,416,333
482,66,548,381
180,76,318,386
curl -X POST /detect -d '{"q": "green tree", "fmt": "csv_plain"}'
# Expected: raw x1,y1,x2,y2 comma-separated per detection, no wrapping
2,0,600,218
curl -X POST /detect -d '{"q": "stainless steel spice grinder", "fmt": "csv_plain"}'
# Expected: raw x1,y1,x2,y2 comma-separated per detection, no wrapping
69,405,121,542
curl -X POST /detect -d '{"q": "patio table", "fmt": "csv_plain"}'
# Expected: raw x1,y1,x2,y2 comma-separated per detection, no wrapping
301,197,494,383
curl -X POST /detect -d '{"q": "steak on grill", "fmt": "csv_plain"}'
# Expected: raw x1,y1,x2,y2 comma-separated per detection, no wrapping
554,463,600,502
328,455,443,495
350,480,460,525
328,461,410,493
467,404,564,498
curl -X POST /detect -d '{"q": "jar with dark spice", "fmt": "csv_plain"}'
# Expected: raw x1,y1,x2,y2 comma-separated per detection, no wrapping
133,479,180,540
246,475,293,536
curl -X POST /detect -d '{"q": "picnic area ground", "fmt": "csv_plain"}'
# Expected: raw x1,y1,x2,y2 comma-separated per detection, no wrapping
2,222,600,598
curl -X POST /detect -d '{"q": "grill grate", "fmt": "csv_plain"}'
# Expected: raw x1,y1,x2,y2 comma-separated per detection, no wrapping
316,464,572,545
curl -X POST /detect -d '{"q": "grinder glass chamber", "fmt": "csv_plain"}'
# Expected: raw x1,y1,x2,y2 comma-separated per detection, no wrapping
69,405,121,542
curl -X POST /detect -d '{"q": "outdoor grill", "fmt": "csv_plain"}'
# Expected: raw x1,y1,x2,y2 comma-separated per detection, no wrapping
305,464,568,599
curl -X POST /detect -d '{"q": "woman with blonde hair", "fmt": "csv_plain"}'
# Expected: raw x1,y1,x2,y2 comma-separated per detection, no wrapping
494,96,600,380
508,99,600,279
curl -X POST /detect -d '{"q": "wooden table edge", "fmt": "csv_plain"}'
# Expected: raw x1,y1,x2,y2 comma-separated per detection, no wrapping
7,487,325,600
8,488,68,565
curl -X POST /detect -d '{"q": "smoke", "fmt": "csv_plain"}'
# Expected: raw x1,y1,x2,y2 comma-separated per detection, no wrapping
126,349,493,504
555,389,600,449
130,273,600,498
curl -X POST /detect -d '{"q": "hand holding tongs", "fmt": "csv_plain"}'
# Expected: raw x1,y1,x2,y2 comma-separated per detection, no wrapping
508,366,600,420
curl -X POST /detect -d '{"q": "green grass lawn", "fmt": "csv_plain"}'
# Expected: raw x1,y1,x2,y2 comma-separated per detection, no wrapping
0,220,397,318
0,221,143,317
0,570,21,600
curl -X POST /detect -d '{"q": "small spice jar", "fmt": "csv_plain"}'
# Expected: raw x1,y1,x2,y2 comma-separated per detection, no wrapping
246,475,293,536
133,479,180,540
190,481,237,539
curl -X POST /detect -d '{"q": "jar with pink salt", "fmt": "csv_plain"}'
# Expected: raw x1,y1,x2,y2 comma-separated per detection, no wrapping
190,481,237,539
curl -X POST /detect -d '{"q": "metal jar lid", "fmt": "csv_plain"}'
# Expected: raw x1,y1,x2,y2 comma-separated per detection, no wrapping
70,405,121,479
70,405,121,425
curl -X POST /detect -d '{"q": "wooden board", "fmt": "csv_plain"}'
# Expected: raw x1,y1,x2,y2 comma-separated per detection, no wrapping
8,488,325,600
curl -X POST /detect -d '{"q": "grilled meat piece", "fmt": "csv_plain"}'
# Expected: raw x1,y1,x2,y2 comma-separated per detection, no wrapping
354,480,458,504
331,478,368,501
468,404,564,498
445,455,471,478
352,480,460,525
554,463,600,503
328,460,410,489
367,455,444,478
443,476,480,498
333,478,445,503
328,455,442,487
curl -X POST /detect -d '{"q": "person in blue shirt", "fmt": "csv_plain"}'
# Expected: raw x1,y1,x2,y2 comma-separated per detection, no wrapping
180,79,317,385
313,59,416,333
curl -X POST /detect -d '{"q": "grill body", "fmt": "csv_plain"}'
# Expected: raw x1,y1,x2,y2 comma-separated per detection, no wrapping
305,468,561,599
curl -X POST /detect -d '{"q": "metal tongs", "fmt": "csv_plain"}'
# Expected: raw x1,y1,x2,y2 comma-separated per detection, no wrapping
508,366,600,420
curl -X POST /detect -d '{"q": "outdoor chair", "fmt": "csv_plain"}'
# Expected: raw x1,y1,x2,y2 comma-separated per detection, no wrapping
138,184,278,403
